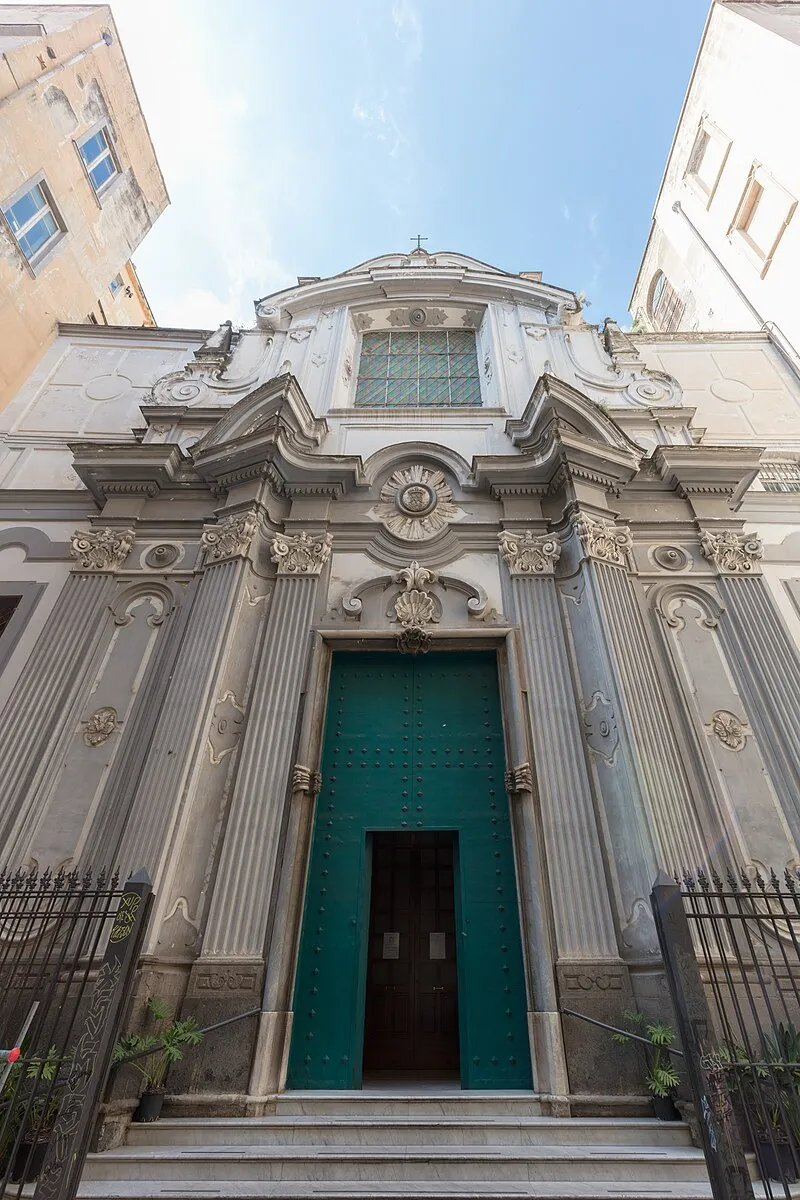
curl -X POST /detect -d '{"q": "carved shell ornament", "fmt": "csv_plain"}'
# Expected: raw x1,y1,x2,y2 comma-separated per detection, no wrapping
371,465,461,541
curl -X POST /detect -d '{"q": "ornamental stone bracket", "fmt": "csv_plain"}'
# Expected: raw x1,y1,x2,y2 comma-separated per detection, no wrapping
70,527,135,572
699,529,763,575
270,530,333,575
201,511,261,564
574,514,633,569
368,464,463,542
504,763,533,795
292,764,323,795
498,529,561,576
392,560,438,655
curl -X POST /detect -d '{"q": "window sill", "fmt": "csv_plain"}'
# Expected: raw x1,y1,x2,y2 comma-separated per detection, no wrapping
26,231,68,277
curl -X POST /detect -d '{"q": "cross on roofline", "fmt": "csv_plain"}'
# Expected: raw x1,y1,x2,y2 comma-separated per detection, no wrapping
411,234,428,251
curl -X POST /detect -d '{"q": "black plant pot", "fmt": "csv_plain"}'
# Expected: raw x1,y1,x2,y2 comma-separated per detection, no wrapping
755,1137,799,1183
11,1139,48,1182
652,1094,681,1122
133,1089,165,1123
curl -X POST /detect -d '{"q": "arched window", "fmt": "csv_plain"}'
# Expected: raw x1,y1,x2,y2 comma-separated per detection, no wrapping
648,271,685,333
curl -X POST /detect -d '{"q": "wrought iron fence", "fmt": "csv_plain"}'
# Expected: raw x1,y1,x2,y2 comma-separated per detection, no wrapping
0,865,152,1200
653,867,800,1200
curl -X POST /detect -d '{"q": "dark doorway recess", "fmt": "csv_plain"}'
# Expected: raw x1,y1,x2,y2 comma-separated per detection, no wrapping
364,831,460,1078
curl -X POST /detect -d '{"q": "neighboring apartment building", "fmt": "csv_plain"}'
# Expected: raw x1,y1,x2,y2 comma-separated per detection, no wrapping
0,4,168,409
630,1,800,353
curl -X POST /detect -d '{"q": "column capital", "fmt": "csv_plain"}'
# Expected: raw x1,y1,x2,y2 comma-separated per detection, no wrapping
574,513,632,568
270,530,333,576
700,529,763,575
201,510,261,565
70,527,135,572
498,529,561,576
504,762,533,794
292,764,322,795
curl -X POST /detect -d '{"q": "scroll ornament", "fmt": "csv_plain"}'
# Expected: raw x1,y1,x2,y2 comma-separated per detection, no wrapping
70,528,135,572
700,530,763,575
270,530,333,576
498,530,561,576
574,515,633,567
201,512,260,563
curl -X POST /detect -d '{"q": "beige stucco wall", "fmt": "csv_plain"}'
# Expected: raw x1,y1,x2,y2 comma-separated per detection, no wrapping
631,2,800,348
0,5,168,410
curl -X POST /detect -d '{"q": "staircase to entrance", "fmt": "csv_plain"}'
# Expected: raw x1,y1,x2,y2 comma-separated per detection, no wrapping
78,1093,715,1199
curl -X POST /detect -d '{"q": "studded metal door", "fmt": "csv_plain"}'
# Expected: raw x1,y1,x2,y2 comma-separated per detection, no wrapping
286,650,533,1090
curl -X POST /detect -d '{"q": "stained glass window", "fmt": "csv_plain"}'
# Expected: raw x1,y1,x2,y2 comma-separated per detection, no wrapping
355,330,481,408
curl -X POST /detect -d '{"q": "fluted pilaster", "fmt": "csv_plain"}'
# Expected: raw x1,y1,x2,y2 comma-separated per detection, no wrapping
590,561,706,873
202,574,318,957
102,559,245,875
512,575,618,958
0,573,115,860
718,576,800,826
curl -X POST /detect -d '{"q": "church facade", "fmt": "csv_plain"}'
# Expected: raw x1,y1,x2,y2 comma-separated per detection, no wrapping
1,250,800,1115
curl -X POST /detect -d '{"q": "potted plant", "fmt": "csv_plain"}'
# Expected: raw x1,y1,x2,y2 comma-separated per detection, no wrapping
612,1009,682,1120
113,997,203,1122
724,1023,800,1183
1,1045,66,1183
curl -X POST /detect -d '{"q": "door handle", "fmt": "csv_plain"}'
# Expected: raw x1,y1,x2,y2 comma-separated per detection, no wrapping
433,986,444,992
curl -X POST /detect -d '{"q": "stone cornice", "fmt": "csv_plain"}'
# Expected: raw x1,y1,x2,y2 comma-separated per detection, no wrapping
651,444,763,508
68,442,203,506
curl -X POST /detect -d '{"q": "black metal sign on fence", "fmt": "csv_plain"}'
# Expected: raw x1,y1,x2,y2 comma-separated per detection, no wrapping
651,870,755,1200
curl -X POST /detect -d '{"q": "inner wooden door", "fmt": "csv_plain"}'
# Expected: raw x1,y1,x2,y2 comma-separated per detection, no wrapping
363,830,460,1074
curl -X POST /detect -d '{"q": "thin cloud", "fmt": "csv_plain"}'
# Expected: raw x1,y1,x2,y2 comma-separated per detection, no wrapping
391,0,423,64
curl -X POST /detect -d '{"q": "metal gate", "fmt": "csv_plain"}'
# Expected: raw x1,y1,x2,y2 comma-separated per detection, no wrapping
0,866,152,1200
653,868,800,1200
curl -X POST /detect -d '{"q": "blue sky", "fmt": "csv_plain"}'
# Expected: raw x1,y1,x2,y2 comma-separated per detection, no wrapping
98,0,709,329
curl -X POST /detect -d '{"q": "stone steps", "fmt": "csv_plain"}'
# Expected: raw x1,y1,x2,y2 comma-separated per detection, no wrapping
127,1116,693,1149
78,1094,714,1200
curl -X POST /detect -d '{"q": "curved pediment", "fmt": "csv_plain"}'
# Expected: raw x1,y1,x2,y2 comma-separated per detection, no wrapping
506,374,644,462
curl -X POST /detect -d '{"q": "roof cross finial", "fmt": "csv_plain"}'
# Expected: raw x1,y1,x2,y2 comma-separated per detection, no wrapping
410,234,428,253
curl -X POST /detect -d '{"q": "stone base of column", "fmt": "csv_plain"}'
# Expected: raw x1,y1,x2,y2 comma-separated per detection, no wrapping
528,1011,571,1115
556,958,642,1097
168,957,265,1095
247,1010,294,1110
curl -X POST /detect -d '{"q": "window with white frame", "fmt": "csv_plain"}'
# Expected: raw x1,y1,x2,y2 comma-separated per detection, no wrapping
730,164,797,275
109,273,124,297
685,116,730,206
78,125,119,194
2,177,63,266
647,271,686,333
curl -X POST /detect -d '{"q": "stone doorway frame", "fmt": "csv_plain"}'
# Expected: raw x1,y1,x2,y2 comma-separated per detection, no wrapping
247,627,568,1109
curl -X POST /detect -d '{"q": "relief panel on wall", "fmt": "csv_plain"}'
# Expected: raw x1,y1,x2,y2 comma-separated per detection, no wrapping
652,584,798,872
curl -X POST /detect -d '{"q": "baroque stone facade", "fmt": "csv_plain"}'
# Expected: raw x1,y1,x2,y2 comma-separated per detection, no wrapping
1,249,800,1119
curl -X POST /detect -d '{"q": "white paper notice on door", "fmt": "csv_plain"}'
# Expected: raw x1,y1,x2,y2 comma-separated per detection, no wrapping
429,932,446,960
382,932,400,959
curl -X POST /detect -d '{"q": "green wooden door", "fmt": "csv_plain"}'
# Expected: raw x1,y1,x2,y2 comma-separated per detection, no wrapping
286,650,533,1090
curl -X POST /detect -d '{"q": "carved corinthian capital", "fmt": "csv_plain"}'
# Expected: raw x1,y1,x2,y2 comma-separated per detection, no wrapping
70,527,135,572
498,530,561,576
202,511,260,563
700,529,763,575
574,514,633,568
270,530,333,575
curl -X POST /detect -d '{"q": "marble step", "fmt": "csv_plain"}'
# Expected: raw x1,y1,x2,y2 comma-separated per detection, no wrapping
82,1144,711,1185
127,1116,692,1149
77,1181,718,1200
274,1092,548,1118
